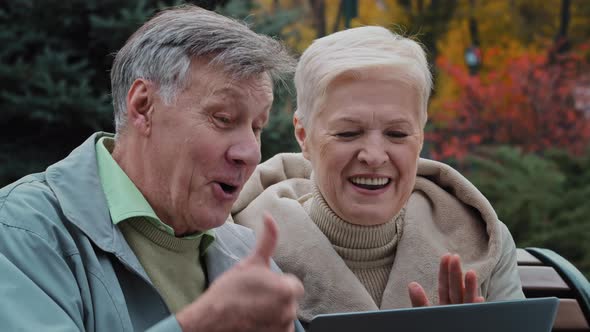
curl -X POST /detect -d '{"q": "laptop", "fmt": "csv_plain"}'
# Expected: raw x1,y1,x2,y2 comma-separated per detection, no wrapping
308,297,559,332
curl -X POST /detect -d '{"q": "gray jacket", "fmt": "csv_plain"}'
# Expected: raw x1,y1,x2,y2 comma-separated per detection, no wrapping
0,133,300,331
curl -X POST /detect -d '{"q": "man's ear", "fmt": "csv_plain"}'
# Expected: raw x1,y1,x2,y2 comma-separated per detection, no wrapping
293,115,310,160
126,79,154,136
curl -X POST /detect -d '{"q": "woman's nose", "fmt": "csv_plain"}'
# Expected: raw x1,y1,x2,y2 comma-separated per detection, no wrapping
357,136,388,168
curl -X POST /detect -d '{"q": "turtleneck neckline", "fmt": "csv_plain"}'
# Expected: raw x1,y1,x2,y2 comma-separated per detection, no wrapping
124,217,202,253
306,185,404,265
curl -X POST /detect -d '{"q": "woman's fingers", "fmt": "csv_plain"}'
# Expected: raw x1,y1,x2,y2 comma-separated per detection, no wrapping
464,270,479,303
408,282,431,307
432,254,485,306
438,253,452,305
449,254,465,304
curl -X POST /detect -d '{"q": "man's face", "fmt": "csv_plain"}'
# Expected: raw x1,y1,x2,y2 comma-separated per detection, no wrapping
146,60,273,234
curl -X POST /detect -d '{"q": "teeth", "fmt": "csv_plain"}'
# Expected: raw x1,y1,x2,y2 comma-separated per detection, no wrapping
350,177,390,186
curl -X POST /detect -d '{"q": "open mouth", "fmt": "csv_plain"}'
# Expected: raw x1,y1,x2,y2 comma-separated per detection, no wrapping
218,182,238,194
349,177,391,190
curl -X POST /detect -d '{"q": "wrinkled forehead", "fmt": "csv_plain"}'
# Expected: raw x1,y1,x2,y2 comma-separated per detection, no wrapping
207,75,274,109
177,58,272,100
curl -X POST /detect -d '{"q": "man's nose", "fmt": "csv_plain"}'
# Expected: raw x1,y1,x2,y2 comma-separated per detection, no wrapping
227,131,261,167
357,135,388,168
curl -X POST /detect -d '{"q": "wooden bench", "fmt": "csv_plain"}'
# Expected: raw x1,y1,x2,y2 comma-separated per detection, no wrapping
518,248,590,331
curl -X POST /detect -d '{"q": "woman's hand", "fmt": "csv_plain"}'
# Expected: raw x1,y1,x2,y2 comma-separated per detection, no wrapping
408,253,485,307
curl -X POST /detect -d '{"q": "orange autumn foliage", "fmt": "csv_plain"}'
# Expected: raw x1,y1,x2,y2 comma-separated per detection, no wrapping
428,42,590,161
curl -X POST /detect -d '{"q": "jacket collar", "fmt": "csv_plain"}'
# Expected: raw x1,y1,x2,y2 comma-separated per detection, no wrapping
46,132,117,252
45,132,244,283
44,133,152,280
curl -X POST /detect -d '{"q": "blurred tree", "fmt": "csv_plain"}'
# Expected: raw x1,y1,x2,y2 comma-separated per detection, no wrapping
0,0,300,186
327,0,458,69
0,0,132,185
465,146,590,277
395,0,458,66
270,0,458,56
259,82,299,161
309,0,327,37
557,0,571,43
428,43,590,161
219,1,301,161
431,0,590,118
570,0,590,47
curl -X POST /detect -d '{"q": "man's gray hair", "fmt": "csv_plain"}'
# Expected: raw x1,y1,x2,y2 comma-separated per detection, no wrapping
111,5,295,133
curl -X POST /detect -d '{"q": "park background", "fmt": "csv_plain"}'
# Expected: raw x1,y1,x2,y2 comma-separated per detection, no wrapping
1,0,589,277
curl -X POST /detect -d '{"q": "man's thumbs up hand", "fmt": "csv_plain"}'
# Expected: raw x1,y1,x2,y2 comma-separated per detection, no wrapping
177,213,303,332
243,212,279,267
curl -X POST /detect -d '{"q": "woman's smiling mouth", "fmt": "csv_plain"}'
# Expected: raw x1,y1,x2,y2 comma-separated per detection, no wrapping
349,176,392,190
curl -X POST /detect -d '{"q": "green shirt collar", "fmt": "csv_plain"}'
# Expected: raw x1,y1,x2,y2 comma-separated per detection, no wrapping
95,136,214,247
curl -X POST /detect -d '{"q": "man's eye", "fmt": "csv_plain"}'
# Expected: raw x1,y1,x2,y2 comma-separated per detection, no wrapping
214,115,231,125
336,131,360,138
387,131,408,138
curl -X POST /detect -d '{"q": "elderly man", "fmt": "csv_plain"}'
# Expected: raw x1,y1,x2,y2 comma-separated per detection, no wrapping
0,5,303,332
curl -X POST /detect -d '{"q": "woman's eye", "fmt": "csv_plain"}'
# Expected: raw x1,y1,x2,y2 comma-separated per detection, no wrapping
336,131,360,138
387,131,408,138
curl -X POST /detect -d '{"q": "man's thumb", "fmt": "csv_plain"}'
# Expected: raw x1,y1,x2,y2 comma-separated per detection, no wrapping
248,212,278,266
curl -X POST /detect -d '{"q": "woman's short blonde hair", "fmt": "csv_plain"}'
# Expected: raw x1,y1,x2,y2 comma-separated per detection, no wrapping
294,26,432,128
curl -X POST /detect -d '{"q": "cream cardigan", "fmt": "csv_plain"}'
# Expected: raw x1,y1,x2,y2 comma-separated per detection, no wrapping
232,153,524,323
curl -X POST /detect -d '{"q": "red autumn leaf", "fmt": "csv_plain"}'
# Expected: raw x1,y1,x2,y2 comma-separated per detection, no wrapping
429,42,590,161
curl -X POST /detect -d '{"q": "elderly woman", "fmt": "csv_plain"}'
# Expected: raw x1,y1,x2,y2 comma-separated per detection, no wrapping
232,26,524,326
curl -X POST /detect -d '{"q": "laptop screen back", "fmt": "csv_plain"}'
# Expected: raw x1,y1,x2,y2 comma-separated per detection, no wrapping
309,297,559,332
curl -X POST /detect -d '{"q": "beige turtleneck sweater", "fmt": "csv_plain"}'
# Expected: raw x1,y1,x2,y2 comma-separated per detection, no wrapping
304,187,404,305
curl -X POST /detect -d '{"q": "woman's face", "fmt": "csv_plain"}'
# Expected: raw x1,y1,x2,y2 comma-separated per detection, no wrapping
296,77,423,226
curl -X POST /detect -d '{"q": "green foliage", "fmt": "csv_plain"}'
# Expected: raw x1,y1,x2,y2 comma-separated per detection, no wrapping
217,1,301,161
396,0,458,65
465,146,590,277
1,0,160,186
0,0,300,186
261,106,299,162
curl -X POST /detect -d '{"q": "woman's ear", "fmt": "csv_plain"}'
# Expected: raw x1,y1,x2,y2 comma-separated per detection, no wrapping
126,79,154,136
418,130,425,157
293,115,310,160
